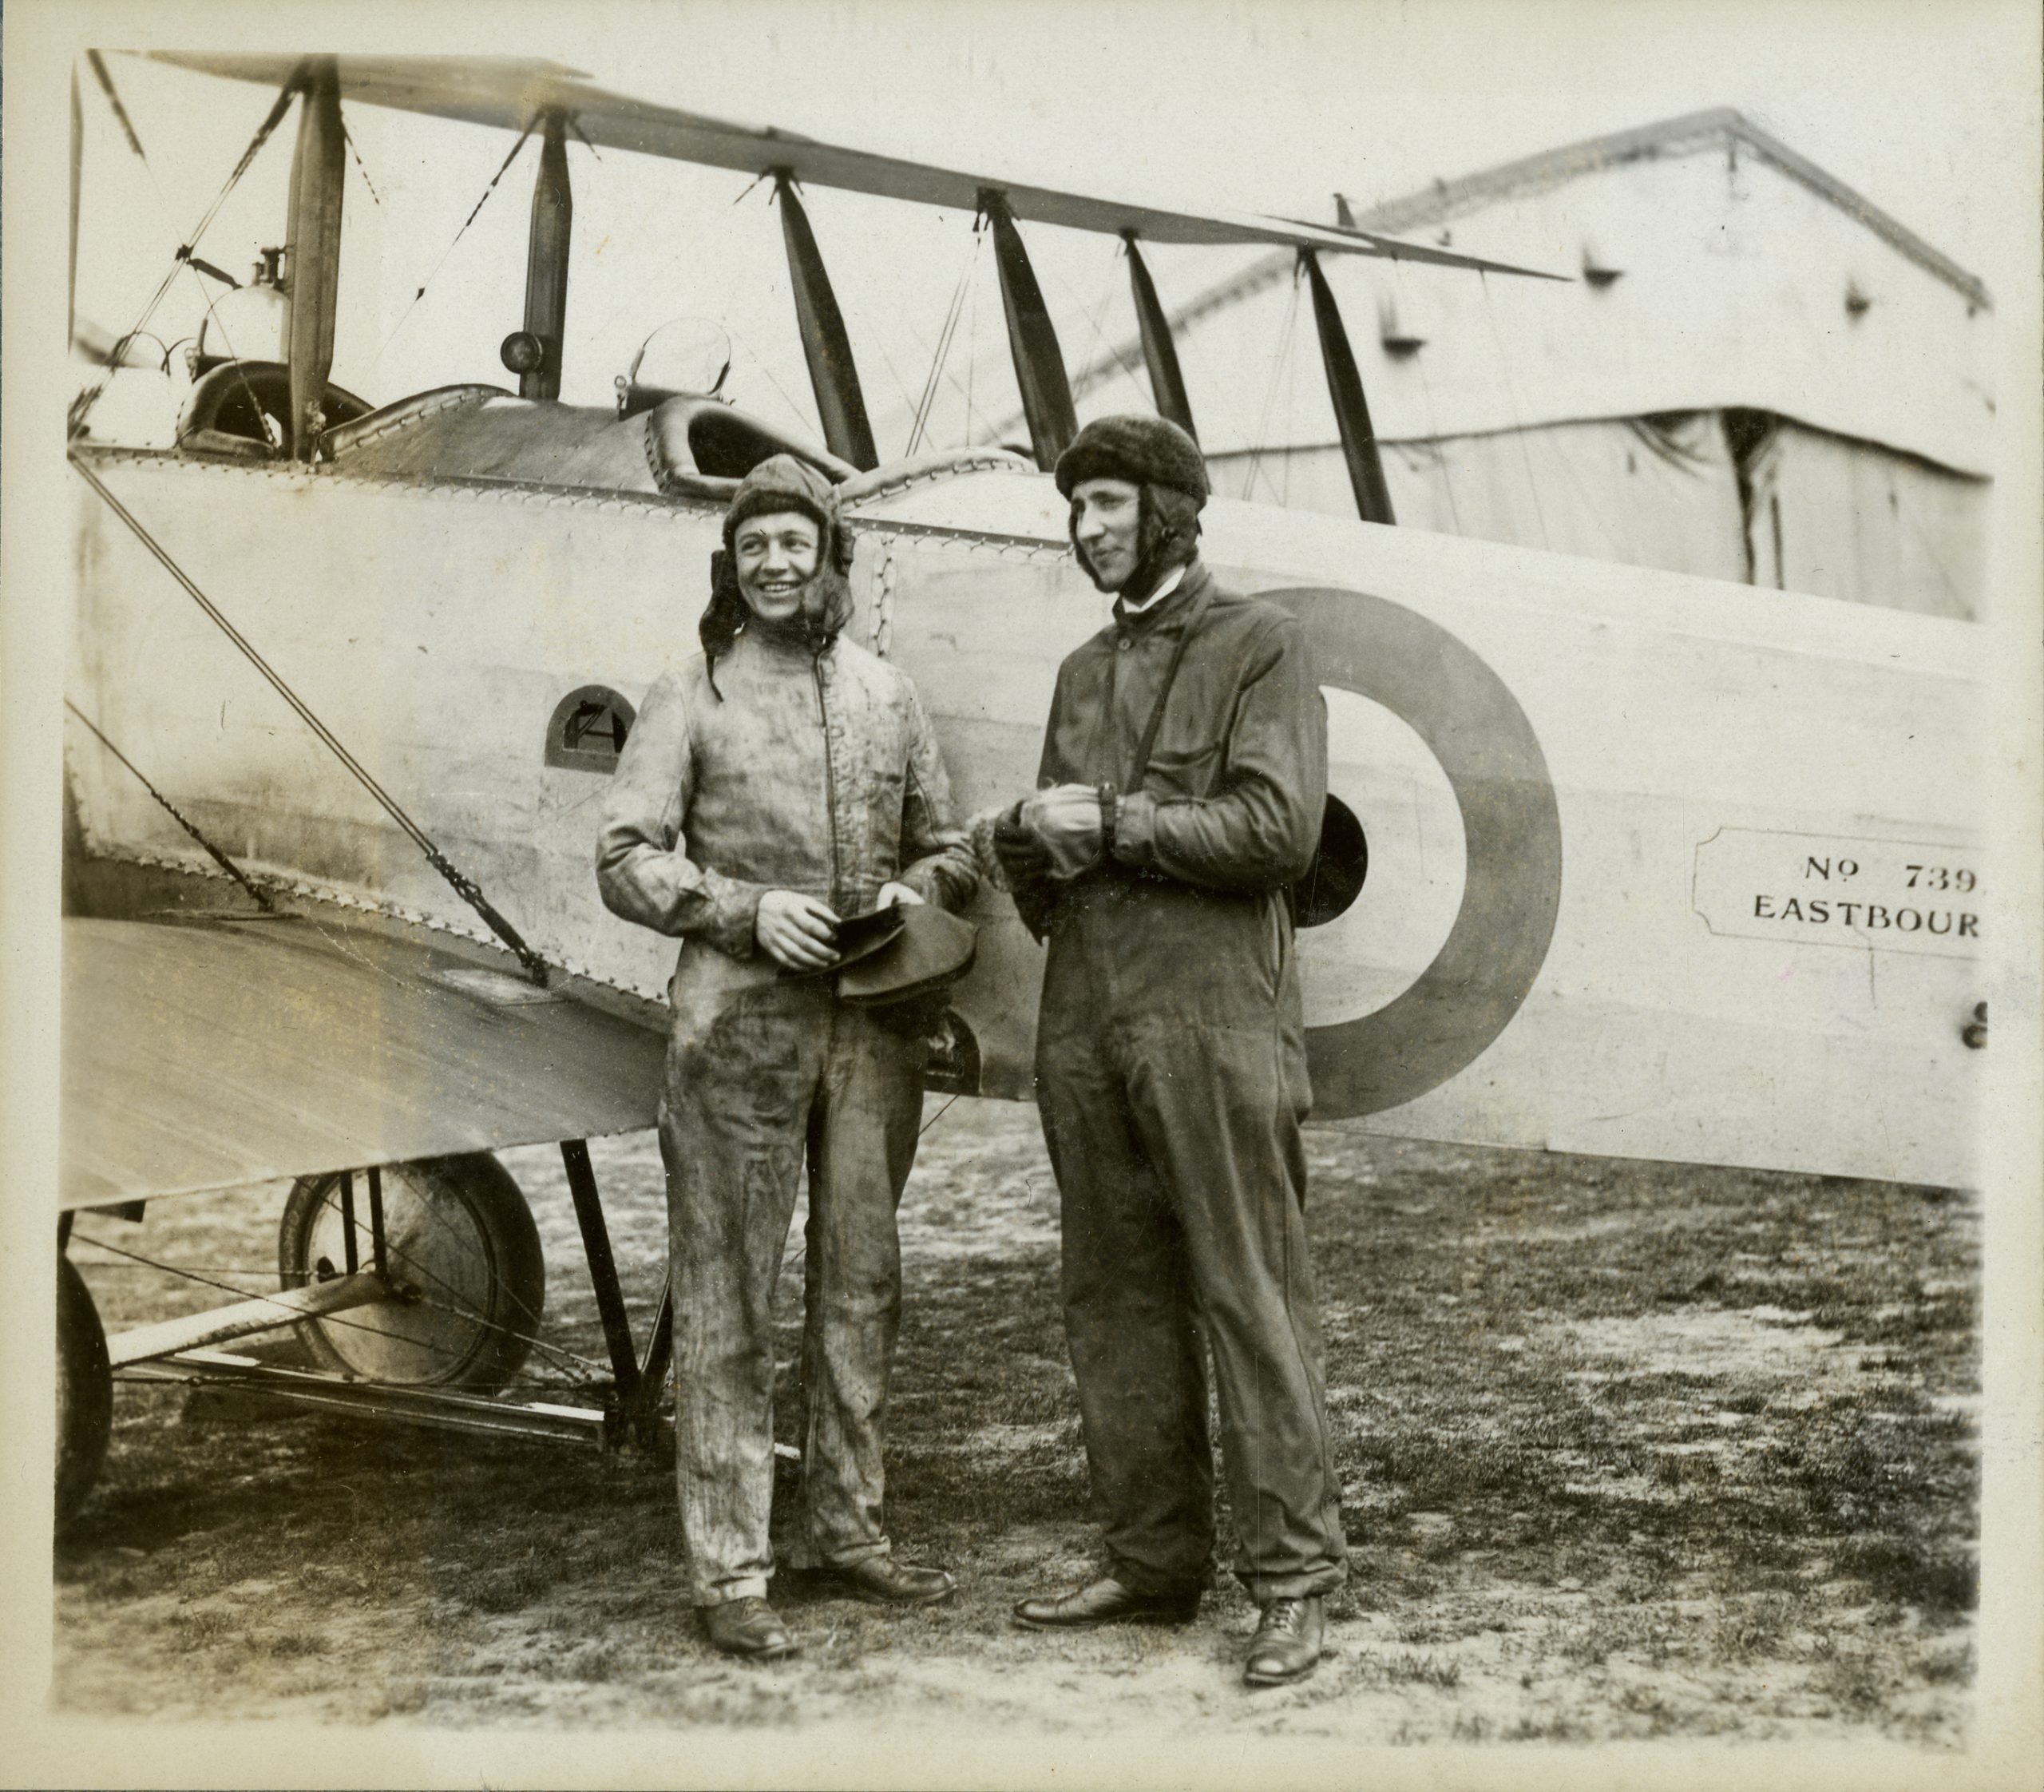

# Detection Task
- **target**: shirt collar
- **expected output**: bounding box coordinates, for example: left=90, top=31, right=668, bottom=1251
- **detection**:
left=1119, top=563, right=1186, bottom=616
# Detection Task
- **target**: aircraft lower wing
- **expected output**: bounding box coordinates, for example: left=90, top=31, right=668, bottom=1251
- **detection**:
left=60, top=914, right=667, bottom=1211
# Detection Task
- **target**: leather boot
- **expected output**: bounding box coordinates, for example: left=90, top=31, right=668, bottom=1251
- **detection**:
left=1013, top=1576, right=1201, bottom=1629
left=700, top=1596, right=799, bottom=1661
left=1242, top=1595, right=1324, bottom=1686
left=830, top=1556, right=957, bottom=1606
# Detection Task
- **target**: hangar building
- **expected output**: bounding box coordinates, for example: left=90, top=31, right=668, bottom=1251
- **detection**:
left=1040, top=109, right=1993, bottom=619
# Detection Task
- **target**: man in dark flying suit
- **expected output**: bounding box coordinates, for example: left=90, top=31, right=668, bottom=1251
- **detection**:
left=997, top=415, right=1347, bottom=1687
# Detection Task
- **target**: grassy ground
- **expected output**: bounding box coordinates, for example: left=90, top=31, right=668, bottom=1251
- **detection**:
left=53, top=1100, right=1977, bottom=1742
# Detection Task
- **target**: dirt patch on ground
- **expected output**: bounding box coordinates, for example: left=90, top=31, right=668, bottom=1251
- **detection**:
left=53, top=1104, right=1977, bottom=1746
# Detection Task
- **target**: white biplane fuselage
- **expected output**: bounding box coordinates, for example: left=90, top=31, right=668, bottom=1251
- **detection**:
left=69, top=389, right=1983, bottom=1190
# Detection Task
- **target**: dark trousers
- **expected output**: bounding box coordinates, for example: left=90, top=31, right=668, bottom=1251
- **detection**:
left=1034, top=891, right=1347, bottom=1604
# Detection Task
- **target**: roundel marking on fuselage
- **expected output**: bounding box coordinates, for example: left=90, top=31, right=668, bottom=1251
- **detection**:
left=1266, top=587, right=1563, bottom=1118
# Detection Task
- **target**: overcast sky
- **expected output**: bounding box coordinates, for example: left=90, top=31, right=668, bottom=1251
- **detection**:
left=66, top=0, right=2033, bottom=453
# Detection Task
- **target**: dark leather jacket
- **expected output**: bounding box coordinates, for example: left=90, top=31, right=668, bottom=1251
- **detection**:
left=1013, top=558, right=1327, bottom=940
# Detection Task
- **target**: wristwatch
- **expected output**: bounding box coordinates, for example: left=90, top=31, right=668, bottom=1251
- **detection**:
left=1096, top=781, right=1119, bottom=862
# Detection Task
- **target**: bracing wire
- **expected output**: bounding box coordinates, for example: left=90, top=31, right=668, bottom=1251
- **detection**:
left=1046, top=240, right=1144, bottom=398
left=68, top=457, right=553, bottom=985
left=85, top=50, right=149, bottom=163
left=305, top=1179, right=608, bottom=1382
left=370, top=114, right=537, bottom=368
left=1398, top=263, right=1464, bottom=536
left=964, top=252, right=980, bottom=447
left=339, top=113, right=382, bottom=208
left=70, top=69, right=302, bottom=437
left=182, top=260, right=282, bottom=452
left=908, top=220, right=984, bottom=455
left=1477, top=270, right=1552, bottom=552
left=73, top=1229, right=487, bottom=1374
left=1243, top=265, right=1303, bottom=502
left=83, top=49, right=180, bottom=228
left=78, top=1226, right=605, bottom=1398
left=63, top=698, right=275, bottom=911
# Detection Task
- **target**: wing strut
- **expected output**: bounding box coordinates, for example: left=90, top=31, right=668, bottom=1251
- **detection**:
left=983, top=189, right=1077, bottom=470
left=284, top=58, right=345, bottom=461
left=774, top=172, right=877, bottom=470
left=1301, top=250, right=1396, bottom=525
left=519, top=111, right=573, bottom=400
left=1123, top=234, right=1197, bottom=443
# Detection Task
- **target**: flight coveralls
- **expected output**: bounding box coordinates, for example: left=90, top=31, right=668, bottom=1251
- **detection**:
left=1012, top=557, right=1348, bottom=1604
left=597, top=627, right=976, bottom=1608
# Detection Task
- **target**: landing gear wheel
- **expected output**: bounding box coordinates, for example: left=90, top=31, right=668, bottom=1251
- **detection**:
left=278, top=1154, right=545, bottom=1391
left=57, top=1255, right=113, bottom=1528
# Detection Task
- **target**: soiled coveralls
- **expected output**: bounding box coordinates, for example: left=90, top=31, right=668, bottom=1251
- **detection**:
left=597, top=626, right=976, bottom=1608
left=1011, top=557, right=1348, bottom=1604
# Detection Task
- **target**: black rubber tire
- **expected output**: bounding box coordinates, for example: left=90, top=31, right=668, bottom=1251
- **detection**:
left=277, top=1154, right=545, bottom=1392
left=57, top=1255, right=113, bottom=1529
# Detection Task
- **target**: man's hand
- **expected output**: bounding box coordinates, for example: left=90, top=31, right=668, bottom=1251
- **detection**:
left=992, top=802, right=1054, bottom=888
left=877, top=881, right=925, bottom=909
left=755, top=890, right=841, bottom=971
left=1023, top=783, right=1106, bottom=879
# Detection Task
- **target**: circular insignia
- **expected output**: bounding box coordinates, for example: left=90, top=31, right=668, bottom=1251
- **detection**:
left=1270, top=587, right=1563, bottom=1117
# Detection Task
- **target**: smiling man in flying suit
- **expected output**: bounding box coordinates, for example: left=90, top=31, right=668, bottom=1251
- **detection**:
left=598, top=456, right=977, bottom=1662
left=996, top=415, right=1346, bottom=1687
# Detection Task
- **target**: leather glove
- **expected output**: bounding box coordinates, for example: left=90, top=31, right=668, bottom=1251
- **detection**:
left=1021, top=783, right=1105, bottom=881
left=992, top=801, right=1054, bottom=887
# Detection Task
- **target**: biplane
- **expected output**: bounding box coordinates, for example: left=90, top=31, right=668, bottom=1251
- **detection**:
left=57, top=53, right=1985, bottom=1524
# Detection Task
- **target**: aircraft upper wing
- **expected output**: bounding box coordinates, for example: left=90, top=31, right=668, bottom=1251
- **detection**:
left=139, top=52, right=1559, bottom=278
left=60, top=914, right=666, bottom=1210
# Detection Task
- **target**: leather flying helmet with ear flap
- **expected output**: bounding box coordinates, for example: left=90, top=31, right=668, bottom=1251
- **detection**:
left=700, top=454, right=854, bottom=691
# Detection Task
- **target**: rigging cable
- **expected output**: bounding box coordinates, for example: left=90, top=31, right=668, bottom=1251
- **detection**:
left=82, top=48, right=179, bottom=230
left=1477, top=271, right=1552, bottom=553
left=69, top=456, right=553, bottom=985
left=1047, top=240, right=1145, bottom=399
left=908, top=218, right=984, bottom=455
left=339, top=113, right=382, bottom=207
left=302, top=1179, right=608, bottom=1382
left=371, top=114, right=537, bottom=367
left=1243, top=264, right=1303, bottom=503
left=63, top=698, right=276, bottom=912
left=85, top=50, right=149, bottom=165
left=1396, top=261, right=1464, bottom=534
left=182, top=260, right=284, bottom=454
left=75, top=1227, right=601, bottom=1393
left=69, top=67, right=303, bottom=438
